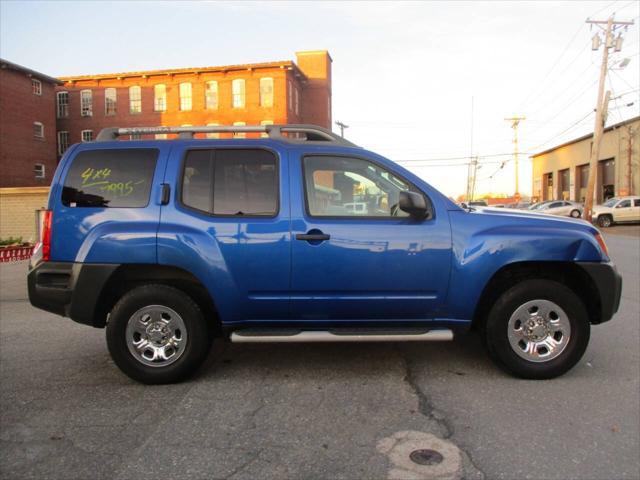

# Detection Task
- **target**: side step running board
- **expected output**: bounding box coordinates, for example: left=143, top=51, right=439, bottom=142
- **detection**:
left=230, top=329, right=454, bottom=343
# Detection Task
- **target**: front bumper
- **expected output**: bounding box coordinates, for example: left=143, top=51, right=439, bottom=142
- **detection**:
left=578, top=261, right=622, bottom=324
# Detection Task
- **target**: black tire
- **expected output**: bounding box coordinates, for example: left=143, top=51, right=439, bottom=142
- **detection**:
left=106, top=284, right=212, bottom=384
left=484, top=279, right=590, bottom=379
left=570, top=209, right=581, bottom=218
left=598, top=214, right=613, bottom=228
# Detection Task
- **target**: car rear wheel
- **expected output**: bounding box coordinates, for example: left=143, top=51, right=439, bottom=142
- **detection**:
left=598, top=215, right=613, bottom=227
left=570, top=209, right=581, bottom=218
left=485, top=279, right=590, bottom=379
left=106, top=284, right=212, bottom=384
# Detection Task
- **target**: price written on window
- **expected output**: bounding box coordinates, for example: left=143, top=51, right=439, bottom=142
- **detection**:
left=80, top=167, right=145, bottom=197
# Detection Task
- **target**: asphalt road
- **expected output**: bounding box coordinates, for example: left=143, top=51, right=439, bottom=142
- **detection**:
left=1, top=230, right=638, bottom=480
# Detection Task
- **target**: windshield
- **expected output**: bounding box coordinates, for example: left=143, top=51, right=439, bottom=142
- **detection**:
left=602, top=198, right=619, bottom=207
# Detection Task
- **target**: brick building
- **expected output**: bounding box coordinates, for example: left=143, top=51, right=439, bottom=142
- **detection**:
left=0, top=50, right=332, bottom=240
left=55, top=50, right=331, bottom=152
left=0, top=59, right=62, bottom=187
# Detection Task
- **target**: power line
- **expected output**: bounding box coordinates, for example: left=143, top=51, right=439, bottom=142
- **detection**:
left=517, top=24, right=588, bottom=112
left=528, top=110, right=595, bottom=153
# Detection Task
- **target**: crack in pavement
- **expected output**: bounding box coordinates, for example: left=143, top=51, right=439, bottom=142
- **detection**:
left=394, top=344, right=486, bottom=479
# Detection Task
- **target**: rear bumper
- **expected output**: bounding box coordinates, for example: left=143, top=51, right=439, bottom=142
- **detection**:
left=578, top=261, right=622, bottom=324
left=28, top=261, right=119, bottom=327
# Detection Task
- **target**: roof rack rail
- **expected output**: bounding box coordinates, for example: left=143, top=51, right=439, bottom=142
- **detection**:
left=95, top=124, right=358, bottom=147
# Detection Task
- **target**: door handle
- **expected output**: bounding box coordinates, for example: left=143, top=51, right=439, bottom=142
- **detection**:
left=296, top=231, right=330, bottom=242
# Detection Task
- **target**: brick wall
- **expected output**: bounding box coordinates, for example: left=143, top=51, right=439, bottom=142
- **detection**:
left=0, top=68, right=59, bottom=187
left=0, top=187, right=49, bottom=241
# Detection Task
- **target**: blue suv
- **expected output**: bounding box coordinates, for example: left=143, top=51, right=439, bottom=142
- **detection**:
left=28, top=125, right=622, bottom=384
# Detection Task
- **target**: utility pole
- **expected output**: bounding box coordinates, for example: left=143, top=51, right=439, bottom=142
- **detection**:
left=466, top=156, right=479, bottom=201
left=584, top=15, right=634, bottom=222
left=505, top=116, right=526, bottom=196
left=627, top=125, right=635, bottom=195
left=335, top=121, right=349, bottom=138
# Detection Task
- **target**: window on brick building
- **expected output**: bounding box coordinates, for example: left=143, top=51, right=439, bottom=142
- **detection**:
left=233, top=121, right=246, bottom=138
left=260, top=78, right=274, bottom=107
left=155, top=134, right=168, bottom=140
left=33, top=122, right=44, bottom=139
left=129, top=86, right=142, bottom=114
left=179, top=82, right=192, bottom=111
left=206, top=122, right=220, bottom=139
left=34, top=164, right=45, bottom=179
left=81, top=130, right=93, bottom=142
left=32, top=79, right=42, bottom=95
left=295, top=87, right=299, bottom=116
left=57, top=131, right=69, bottom=156
left=260, top=120, right=273, bottom=138
left=80, top=90, right=93, bottom=117
left=205, top=81, right=218, bottom=110
left=232, top=79, right=245, bottom=108
left=288, top=80, right=293, bottom=111
left=57, top=91, right=69, bottom=118
left=154, top=84, right=166, bottom=112
left=131, top=133, right=142, bottom=140
left=105, top=88, right=117, bottom=115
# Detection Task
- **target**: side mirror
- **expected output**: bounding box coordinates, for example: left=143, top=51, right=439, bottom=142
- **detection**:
left=399, top=191, right=431, bottom=219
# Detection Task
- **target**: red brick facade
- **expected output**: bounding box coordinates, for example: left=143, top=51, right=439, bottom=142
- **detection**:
left=56, top=50, right=332, bottom=149
left=0, top=60, right=61, bottom=187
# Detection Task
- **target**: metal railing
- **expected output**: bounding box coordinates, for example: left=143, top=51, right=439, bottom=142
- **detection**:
left=96, top=124, right=357, bottom=147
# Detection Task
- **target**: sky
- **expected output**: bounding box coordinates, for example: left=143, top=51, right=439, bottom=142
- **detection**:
left=1, top=0, right=639, bottom=199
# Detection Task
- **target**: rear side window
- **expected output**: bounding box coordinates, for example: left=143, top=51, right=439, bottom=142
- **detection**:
left=634, top=199, right=640, bottom=207
left=62, top=149, right=158, bottom=208
left=181, top=149, right=278, bottom=216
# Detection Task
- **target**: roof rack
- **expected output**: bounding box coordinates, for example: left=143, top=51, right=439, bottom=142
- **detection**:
left=95, top=124, right=358, bottom=147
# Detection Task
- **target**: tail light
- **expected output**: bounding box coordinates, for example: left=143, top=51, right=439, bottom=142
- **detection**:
left=594, top=232, right=609, bottom=259
left=41, top=210, right=52, bottom=262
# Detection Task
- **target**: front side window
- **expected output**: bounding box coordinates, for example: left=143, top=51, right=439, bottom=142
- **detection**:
left=303, top=156, right=414, bottom=217
left=57, top=131, right=69, bottom=156
left=205, top=81, right=218, bottom=110
left=105, top=88, right=117, bottom=115
left=33, top=122, right=44, bottom=139
left=232, top=79, right=245, bottom=108
left=617, top=200, right=631, bottom=208
left=57, top=91, right=69, bottom=118
left=182, top=149, right=277, bottom=216
left=80, top=90, right=93, bottom=117
left=179, top=82, right=192, bottom=111
left=260, top=77, right=274, bottom=107
left=129, top=86, right=142, bottom=114
left=154, top=84, right=166, bottom=112
left=32, top=79, right=42, bottom=95
left=62, top=149, right=158, bottom=208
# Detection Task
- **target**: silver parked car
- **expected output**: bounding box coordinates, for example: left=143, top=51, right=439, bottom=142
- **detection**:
left=537, top=200, right=583, bottom=218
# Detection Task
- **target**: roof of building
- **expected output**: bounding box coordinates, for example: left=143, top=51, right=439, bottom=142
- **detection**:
left=531, top=115, right=640, bottom=158
left=0, top=58, right=63, bottom=85
left=58, top=60, right=307, bottom=83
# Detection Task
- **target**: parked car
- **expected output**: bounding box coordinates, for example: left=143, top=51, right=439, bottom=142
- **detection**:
left=536, top=200, right=583, bottom=218
left=28, top=125, right=621, bottom=384
left=592, top=196, right=640, bottom=227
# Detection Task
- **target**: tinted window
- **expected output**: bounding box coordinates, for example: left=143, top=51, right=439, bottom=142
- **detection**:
left=62, top=149, right=157, bottom=208
left=182, top=149, right=278, bottom=216
left=303, top=155, right=415, bottom=217
left=634, top=199, right=640, bottom=207
left=618, top=200, right=631, bottom=208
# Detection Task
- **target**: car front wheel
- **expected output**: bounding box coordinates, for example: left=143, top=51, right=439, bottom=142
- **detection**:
left=106, top=284, right=212, bottom=384
left=485, top=279, right=590, bottom=379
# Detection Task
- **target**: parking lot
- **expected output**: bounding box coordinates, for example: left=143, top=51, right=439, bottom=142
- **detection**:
left=1, top=229, right=638, bottom=480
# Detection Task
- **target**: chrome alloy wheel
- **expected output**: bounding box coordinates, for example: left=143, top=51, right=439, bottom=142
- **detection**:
left=507, top=299, right=571, bottom=363
left=125, top=305, right=187, bottom=367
